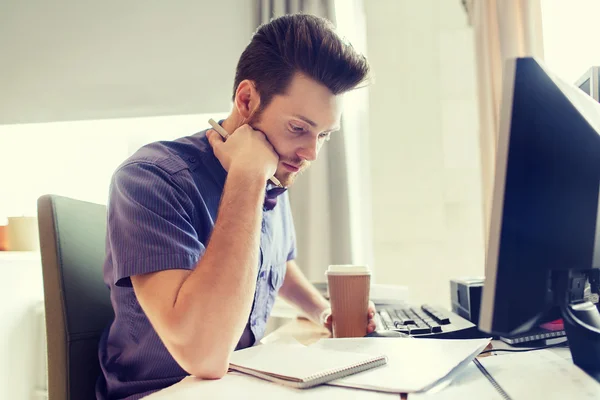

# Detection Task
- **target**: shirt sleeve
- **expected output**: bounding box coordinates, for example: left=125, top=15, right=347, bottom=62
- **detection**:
left=107, top=161, right=204, bottom=287
left=285, top=193, right=298, bottom=261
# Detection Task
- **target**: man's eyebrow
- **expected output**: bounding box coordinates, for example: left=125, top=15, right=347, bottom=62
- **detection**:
left=292, top=114, right=340, bottom=132
left=293, top=114, right=318, bottom=128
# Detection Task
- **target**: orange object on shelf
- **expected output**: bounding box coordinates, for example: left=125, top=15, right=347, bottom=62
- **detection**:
left=0, top=225, right=7, bottom=251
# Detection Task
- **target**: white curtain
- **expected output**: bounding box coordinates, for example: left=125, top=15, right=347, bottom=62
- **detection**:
left=257, top=0, right=373, bottom=282
left=464, top=0, right=545, bottom=254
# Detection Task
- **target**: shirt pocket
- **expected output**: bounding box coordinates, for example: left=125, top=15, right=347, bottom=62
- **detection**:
left=266, top=260, right=287, bottom=314
left=269, top=261, right=286, bottom=291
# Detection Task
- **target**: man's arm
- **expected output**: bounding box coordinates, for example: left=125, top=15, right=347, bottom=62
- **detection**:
left=130, top=125, right=278, bottom=379
left=278, top=260, right=330, bottom=325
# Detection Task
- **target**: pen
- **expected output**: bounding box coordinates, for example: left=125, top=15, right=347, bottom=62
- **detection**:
left=208, top=118, right=283, bottom=188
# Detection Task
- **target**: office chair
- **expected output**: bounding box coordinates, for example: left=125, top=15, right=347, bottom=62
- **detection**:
left=37, top=195, right=114, bottom=400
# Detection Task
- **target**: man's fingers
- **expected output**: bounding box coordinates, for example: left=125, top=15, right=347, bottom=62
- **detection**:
left=367, top=321, right=377, bottom=333
left=206, top=129, right=224, bottom=148
left=368, top=301, right=376, bottom=314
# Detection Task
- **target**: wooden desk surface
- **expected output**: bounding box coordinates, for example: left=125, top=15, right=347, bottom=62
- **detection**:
left=262, top=318, right=331, bottom=345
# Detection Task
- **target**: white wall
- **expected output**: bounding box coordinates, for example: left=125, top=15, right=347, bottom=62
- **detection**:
left=0, top=253, right=45, bottom=400
left=0, top=1, right=254, bottom=124
left=365, top=0, right=484, bottom=308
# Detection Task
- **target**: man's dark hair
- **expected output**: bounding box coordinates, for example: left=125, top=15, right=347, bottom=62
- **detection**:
left=233, top=14, right=370, bottom=109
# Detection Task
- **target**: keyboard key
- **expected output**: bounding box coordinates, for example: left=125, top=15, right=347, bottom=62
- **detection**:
left=408, top=325, right=430, bottom=335
left=395, top=309, right=415, bottom=324
left=380, top=318, right=390, bottom=330
left=389, top=309, right=411, bottom=326
left=421, top=304, right=437, bottom=314
left=414, top=311, right=433, bottom=324
left=421, top=305, right=451, bottom=325
left=379, top=310, right=395, bottom=328
left=414, top=321, right=432, bottom=333
left=426, top=320, right=442, bottom=333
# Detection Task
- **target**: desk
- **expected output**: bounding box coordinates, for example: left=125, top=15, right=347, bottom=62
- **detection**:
left=147, top=318, right=597, bottom=399
left=150, top=318, right=475, bottom=399
left=261, top=317, right=331, bottom=345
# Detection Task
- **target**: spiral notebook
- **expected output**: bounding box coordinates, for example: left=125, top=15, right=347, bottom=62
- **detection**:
left=228, top=343, right=387, bottom=389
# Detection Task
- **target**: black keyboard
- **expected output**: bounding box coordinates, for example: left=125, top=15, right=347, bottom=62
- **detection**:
left=375, top=304, right=480, bottom=339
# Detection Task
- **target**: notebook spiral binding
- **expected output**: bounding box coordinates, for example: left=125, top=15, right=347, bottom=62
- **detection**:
left=473, top=359, right=512, bottom=400
left=302, top=356, right=388, bottom=388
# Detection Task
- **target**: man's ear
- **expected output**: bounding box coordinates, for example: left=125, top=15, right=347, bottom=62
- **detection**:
left=234, top=80, right=261, bottom=121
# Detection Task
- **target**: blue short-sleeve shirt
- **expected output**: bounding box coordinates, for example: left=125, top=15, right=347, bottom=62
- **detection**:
left=96, top=129, right=296, bottom=400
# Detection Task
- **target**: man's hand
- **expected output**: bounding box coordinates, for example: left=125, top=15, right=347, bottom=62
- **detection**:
left=207, top=124, right=279, bottom=180
left=320, top=301, right=377, bottom=335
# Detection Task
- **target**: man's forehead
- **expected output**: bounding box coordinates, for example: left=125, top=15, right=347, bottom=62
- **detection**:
left=274, top=89, right=342, bottom=129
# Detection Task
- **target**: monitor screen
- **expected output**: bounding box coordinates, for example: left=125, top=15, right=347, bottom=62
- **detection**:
left=479, top=58, right=600, bottom=337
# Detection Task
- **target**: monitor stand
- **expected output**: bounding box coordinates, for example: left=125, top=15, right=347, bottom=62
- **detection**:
left=557, top=270, right=600, bottom=383
left=561, top=301, right=600, bottom=382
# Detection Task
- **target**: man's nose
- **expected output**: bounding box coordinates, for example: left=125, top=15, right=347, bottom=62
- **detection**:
left=296, top=136, right=319, bottom=162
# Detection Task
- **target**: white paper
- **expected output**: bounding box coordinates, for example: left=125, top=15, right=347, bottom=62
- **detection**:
left=310, top=337, right=491, bottom=393
left=144, top=371, right=398, bottom=400
left=478, top=350, right=600, bottom=400
left=413, top=350, right=600, bottom=400
left=409, top=362, right=503, bottom=400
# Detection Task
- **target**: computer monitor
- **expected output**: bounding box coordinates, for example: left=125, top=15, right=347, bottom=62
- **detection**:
left=575, top=66, right=600, bottom=102
left=479, top=57, right=600, bottom=381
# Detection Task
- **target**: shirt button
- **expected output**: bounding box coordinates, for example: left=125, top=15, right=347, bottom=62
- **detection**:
left=189, top=157, right=196, bottom=163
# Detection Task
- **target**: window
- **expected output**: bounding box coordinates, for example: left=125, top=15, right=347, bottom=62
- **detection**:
left=0, top=113, right=227, bottom=220
left=541, top=0, right=600, bottom=83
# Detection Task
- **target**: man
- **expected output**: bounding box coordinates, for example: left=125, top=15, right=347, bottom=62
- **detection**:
left=97, top=14, right=375, bottom=400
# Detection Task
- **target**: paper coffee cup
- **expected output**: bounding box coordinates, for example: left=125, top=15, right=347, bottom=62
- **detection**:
left=326, top=265, right=371, bottom=338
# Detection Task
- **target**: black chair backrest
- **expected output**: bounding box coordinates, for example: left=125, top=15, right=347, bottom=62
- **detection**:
left=37, top=195, right=114, bottom=400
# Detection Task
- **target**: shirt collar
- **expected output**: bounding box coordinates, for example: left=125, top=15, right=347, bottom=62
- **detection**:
left=264, top=184, right=287, bottom=211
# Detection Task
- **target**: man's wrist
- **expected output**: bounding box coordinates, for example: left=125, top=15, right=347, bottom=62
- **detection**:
left=228, top=165, right=269, bottom=189
left=312, top=303, right=331, bottom=326
left=229, top=162, right=271, bottom=184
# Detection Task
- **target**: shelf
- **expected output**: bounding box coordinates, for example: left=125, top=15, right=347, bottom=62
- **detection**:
left=0, top=251, right=41, bottom=263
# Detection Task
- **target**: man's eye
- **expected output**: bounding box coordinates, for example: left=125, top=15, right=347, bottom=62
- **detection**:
left=319, top=132, right=332, bottom=141
left=289, top=123, right=306, bottom=133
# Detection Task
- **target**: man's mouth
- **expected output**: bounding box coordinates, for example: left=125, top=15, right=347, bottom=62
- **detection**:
left=282, top=162, right=301, bottom=172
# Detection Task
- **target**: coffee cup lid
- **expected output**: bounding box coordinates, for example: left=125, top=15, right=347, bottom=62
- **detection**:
left=325, top=265, right=371, bottom=276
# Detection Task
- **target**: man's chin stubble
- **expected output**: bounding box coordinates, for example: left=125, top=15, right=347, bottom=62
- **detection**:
left=275, top=171, right=301, bottom=187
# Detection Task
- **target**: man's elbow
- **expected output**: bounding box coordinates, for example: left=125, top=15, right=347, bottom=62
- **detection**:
left=163, top=313, right=235, bottom=379
left=186, top=360, right=229, bottom=380
left=190, top=364, right=229, bottom=380
left=175, top=346, right=230, bottom=380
